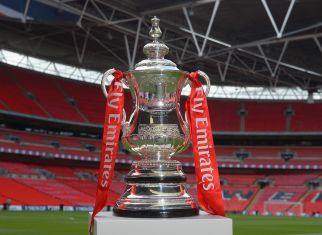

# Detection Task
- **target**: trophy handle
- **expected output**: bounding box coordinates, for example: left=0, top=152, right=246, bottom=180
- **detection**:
left=195, top=70, right=211, bottom=96
left=101, top=69, right=139, bottom=134
left=183, top=70, right=211, bottom=124
left=175, top=75, right=191, bottom=152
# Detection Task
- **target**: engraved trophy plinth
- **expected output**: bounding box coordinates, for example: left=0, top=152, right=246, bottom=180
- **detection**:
left=101, top=16, right=211, bottom=218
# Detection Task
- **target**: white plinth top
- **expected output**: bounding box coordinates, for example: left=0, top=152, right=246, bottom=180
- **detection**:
left=89, top=211, right=233, bottom=235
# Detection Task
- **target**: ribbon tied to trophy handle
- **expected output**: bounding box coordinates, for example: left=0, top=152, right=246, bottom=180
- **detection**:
left=90, top=67, right=140, bottom=234
left=183, top=70, right=225, bottom=216
left=177, top=70, right=211, bottom=128
left=101, top=68, right=139, bottom=136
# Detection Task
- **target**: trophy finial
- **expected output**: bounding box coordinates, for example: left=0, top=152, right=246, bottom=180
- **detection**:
left=140, top=16, right=173, bottom=62
left=149, top=16, right=162, bottom=41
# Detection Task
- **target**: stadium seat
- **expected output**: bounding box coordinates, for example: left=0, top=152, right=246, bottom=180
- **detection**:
left=250, top=186, right=308, bottom=213
left=0, top=177, right=66, bottom=205
left=303, top=190, right=322, bottom=213
left=245, top=102, right=286, bottom=132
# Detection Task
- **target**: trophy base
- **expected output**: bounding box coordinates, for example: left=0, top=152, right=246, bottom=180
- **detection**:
left=113, top=160, right=199, bottom=218
left=113, top=208, right=199, bottom=218
left=89, top=211, right=233, bottom=235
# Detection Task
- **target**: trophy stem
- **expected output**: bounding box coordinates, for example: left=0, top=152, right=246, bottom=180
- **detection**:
left=113, top=159, right=199, bottom=218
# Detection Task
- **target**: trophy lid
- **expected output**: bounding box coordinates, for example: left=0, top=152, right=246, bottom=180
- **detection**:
left=134, top=16, right=178, bottom=71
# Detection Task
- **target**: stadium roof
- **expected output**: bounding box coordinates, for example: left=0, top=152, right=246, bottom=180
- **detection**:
left=0, top=0, right=322, bottom=99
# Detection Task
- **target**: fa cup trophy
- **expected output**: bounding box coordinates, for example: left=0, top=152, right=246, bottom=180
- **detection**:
left=90, top=17, right=223, bottom=230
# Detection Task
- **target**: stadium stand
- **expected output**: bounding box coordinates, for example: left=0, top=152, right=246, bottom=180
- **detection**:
left=268, top=175, right=318, bottom=186
left=1, top=161, right=321, bottom=214
left=223, top=175, right=263, bottom=186
left=57, top=79, right=106, bottom=124
left=0, top=162, right=121, bottom=206
left=244, top=102, right=287, bottom=132
left=8, top=67, right=87, bottom=122
left=291, top=103, right=322, bottom=132
left=1, top=127, right=322, bottom=170
left=1, top=64, right=322, bottom=216
left=250, top=186, right=308, bottom=213
left=16, top=178, right=95, bottom=205
left=2, top=65, right=322, bottom=132
left=208, top=100, right=241, bottom=131
left=0, top=67, right=48, bottom=117
left=303, top=190, right=322, bottom=213
left=222, top=186, right=259, bottom=212
left=0, top=161, right=40, bottom=176
left=0, top=177, right=65, bottom=205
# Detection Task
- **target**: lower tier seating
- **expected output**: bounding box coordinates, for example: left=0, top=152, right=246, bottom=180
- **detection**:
left=250, top=186, right=308, bottom=213
left=303, top=190, right=322, bottom=213
left=16, top=178, right=95, bottom=206
left=0, top=178, right=65, bottom=205
left=222, top=186, right=259, bottom=212
left=0, top=162, right=321, bottom=214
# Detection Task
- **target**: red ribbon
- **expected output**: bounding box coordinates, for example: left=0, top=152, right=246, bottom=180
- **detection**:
left=89, top=70, right=124, bottom=234
left=185, top=71, right=225, bottom=216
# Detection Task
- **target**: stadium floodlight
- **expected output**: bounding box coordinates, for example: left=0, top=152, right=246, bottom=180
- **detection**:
left=0, top=48, right=320, bottom=101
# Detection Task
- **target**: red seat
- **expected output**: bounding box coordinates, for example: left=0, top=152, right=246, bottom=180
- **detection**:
left=1, top=65, right=322, bottom=132
left=9, top=67, right=85, bottom=122
left=0, top=177, right=66, bottom=205
left=0, top=67, right=48, bottom=117
left=291, top=103, right=322, bottom=132
left=303, top=190, right=322, bottom=213
left=245, top=102, right=286, bottom=132
left=251, top=186, right=307, bottom=213
left=222, top=186, right=258, bottom=212
left=17, top=178, right=95, bottom=206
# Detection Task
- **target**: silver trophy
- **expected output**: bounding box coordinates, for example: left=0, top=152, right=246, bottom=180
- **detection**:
left=101, top=16, right=210, bottom=218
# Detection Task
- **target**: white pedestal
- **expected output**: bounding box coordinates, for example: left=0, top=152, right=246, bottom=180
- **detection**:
left=89, top=211, right=233, bottom=235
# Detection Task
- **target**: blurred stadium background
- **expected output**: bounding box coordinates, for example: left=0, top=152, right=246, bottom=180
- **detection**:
left=0, top=0, right=322, bottom=234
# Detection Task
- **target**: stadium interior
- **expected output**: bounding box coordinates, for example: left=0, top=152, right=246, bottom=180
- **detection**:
left=1, top=63, right=321, bottom=215
left=0, top=0, right=322, bottom=234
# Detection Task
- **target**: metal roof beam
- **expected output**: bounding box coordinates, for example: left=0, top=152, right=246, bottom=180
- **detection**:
left=140, top=0, right=216, bottom=15
left=261, top=0, right=296, bottom=38
left=38, top=0, right=322, bottom=87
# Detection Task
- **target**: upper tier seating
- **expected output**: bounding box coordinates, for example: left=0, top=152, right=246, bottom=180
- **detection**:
left=0, top=67, right=47, bottom=117
left=291, top=103, right=322, bottom=132
left=8, top=67, right=86, bottom=122
left=208, top=100, right=241, bottom=131
left=57, top=78, right=105, bottom=123
left=1, top=65, right=322, bottom=132
left=244, top=102, right=287, bottom=132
